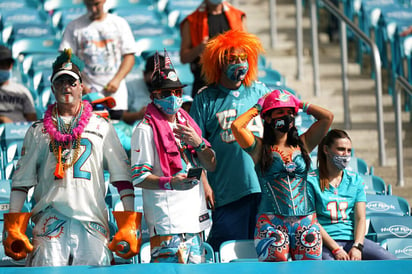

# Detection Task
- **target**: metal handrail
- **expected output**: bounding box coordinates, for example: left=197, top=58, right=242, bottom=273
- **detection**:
left=394, top=76, right=412, bottom=186
left=310, top=0, right=386, bottom=166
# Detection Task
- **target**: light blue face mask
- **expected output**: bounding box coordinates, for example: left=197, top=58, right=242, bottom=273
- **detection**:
left=225, top=61, right=249, bottom=82
left=154, top=95, right=183, bottom=115
left=0, top=69, right=11, bottom=83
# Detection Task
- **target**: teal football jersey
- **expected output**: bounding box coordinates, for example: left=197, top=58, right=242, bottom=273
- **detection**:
left=307, top=169, right=366, bottom=240
left=190, top=82, right=270, bottom=207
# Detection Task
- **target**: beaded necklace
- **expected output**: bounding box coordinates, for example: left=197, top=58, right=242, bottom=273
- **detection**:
left=43, top=101, right=92, bottom=178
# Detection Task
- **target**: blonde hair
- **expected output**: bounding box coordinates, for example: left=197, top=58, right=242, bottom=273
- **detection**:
left=200, top=30, right=264, bottom=87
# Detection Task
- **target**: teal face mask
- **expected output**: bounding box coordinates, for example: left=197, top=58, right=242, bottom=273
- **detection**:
left=154, top=95, right=183, bottom=115
left=224, top=61, right=249, bottom=82
left=0, top=69, right=11, bottom=83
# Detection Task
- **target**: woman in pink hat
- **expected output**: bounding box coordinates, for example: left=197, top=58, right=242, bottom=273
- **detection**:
left=231, top=89, right=333, bottom=261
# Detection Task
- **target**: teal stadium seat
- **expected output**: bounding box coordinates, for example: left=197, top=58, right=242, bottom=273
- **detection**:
left=367, top=215, right=412, bottom=243
left=219, top=239, right=258, bottom=263
left=366, top=194, right=411, bottom=217
left=381, top=238, right=412, bottom=259
left=361, top=174, right=387, bottom=195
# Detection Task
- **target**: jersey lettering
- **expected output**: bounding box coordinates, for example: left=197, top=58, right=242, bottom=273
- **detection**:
left=216, top=109, right=264, bottom=143
left=73, top=138, right=92, bottom=180
left=326, top=201, right=349, bottom=223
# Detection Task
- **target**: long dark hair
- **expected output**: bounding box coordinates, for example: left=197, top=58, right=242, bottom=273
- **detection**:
left=317, top=129, right=351, bottom=191
left=260, top=111, right=311, bottom=173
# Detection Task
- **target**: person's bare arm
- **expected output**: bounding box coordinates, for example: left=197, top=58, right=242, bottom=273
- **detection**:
left=180, top=20, right=208, bottom=64
left=105, top=53, right=135, bottom=94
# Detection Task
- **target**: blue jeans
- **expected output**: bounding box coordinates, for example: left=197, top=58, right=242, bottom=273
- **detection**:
left=322, top=238, right=397, bottom=260
left=207, top=193, right=261, bottom=252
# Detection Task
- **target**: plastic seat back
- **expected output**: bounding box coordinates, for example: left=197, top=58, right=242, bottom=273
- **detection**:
left=219, top=239, right=258, bottom=263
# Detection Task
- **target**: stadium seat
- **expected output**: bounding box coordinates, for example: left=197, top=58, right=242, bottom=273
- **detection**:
left=105, top=0, right=153, bottom=10
left=361, top=174, right=387, bottom=195
left=110, top=5, right=165, bottom=26
left=42, top=0, right=84, bottom=13
left=135, top=34, right=181, bottom=56
left=366, top=194, right=411, bottom=217
left=139, top=241, right=151, bottom=263
left=346, top=156, right=370, bottom=175
left=367, top=215, right=412, bottom=242
left=381, top=237, right=412, bottom=259
left=258, top=68, right=285, bottom=90
left=0, top=7, right=48, bottom=44
left=219, top=239, right=258, bottom=263
left=10, top=36, right=59, bottom=60
left=0, top=0, right=39, bottom=10
left=139, top=241, right=215, bottom=263
left=51, top=7, right=86, bottom=36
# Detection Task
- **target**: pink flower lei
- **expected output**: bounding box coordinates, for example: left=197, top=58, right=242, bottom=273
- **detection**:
left=43, top=101, right=93, bottom=143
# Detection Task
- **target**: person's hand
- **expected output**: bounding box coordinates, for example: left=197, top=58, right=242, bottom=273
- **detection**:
left=171, top=173, right=199, bottom=190
left=104, top=78, right=121, bottom=94
left=0, top=115, right=13, bottom=123
left=348, top=247, right=362, bottom=261
left=202, top=176, right=215, bottom=210
left=173, top=123, right=203, bottom=148
left=334, top=248, right=350, bottom=260
left=400, top=26, right=412, bottom=37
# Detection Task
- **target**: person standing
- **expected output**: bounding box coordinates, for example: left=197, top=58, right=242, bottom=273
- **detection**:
left=0, top=45, right=36, bottom=123
left=130, top=50, right=216, bottom=263
left=307, top=129, right=397, bottom=260
left=231, top=89, right=333, bottom=261
left=2, top=49, right=141, bottom=266
left=189, top=30, right=270, bottom=251
left=180, top=0, right=246, bottom=97
left=59, top=0, right=136, bottom=120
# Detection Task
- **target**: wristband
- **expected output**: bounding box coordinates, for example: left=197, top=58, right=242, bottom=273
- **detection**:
left=194, top=140, right=207, bottom=152
left=302, top=102, right=311, bottom=113
left=159, top=176, right=173, bottom=190
left=332, top=246, right=343, bottom=255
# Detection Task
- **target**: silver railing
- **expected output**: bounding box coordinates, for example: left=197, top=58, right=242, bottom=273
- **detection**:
left=309, top=0, right=387, bottom=166
left=394, top=76, right=412, bottom=186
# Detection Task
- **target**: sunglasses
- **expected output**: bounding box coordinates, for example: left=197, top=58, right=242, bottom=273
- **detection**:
left=225, top=53, right=248, bottom=63
left=53, top=75, right=78, bottom=88
left=152, top=88, right=183, bottom=99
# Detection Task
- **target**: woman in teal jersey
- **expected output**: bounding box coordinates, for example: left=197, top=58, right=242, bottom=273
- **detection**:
left=231, top=89, right=333, bottom=261
left=307, top=129, right=397, bottom=260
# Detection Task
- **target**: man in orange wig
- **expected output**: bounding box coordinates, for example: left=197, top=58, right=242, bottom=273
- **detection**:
left=189, top=29, right=270, bottom=251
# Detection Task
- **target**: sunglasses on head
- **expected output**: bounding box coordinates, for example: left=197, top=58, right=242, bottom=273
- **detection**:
left=152, top=88, right=183, bottom=99
left=225, top=53, right=248, bottom=63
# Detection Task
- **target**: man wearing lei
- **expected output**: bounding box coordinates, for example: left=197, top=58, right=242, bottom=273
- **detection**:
left=2, top=49, right=141, bottom=266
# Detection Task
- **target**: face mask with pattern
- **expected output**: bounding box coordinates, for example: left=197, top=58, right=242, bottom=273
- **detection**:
left=224, top=61, right=249, bottom=82
left=154, top=95, right=183, bottom=115
left=270, top=115, right=295, bottom=133
left=0, top=69, right=11, bottom=83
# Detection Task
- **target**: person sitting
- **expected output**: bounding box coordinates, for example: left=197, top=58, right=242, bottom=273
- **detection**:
left=307, top=129, right=397, bottom=260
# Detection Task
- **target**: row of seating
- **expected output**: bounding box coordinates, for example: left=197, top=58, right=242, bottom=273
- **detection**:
left=335, top=0, right=412, bottom=110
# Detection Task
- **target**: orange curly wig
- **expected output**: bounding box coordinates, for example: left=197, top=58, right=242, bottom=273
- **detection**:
left=200, top=29, right=264, bottom=87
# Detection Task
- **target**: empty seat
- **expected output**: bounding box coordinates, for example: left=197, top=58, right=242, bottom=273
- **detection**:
left=381, top=237, right=412, bottom=259
left=361, top=174, right=387, bottom=195
left=366, top=194, right=411, bottom=217
left=219, top=239, right=258, bottom=263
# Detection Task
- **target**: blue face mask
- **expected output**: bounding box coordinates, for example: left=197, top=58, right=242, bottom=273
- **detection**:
left=225, top=61, right=249, bottom=82
left=208, top=0, right=223, bottom=4
left=0, top=69, right=11, bottom=83
left=154, top=95, right=183, bottom=115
